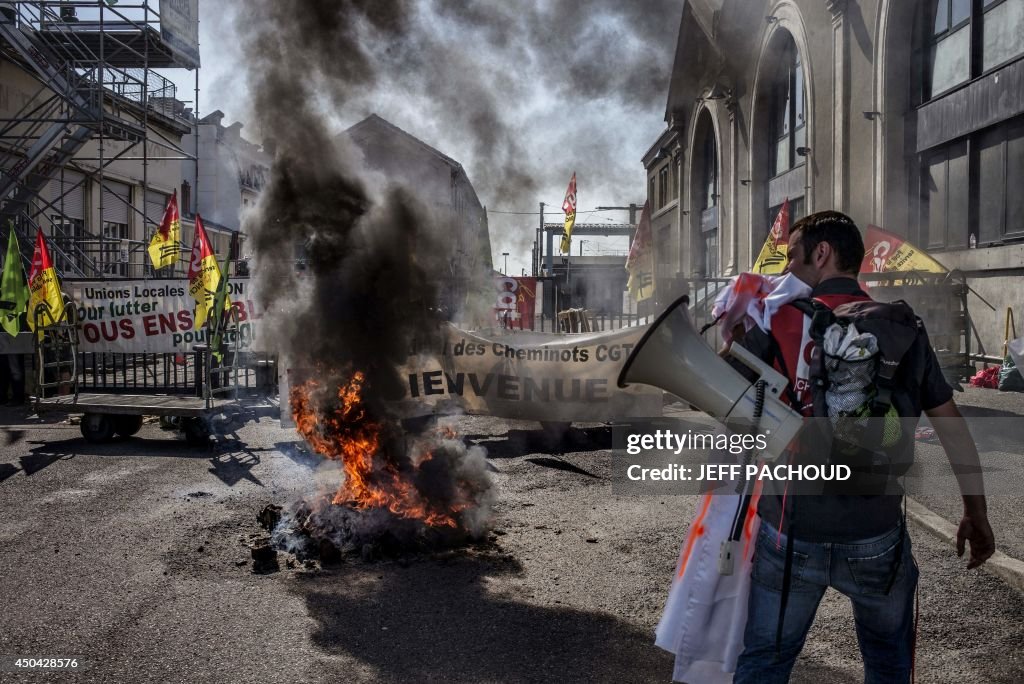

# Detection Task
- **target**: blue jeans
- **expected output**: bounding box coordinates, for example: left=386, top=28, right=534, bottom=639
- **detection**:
left=734, top=522, right=917, bottom=683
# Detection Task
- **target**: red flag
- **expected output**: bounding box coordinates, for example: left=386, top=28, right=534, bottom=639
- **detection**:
left=29, top=228, right=54, bottom=279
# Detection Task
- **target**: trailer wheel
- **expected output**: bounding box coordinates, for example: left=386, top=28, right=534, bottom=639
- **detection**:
left=80, top=413, right=115, bottom=443
left=182, top=418, right=210, bottom=447
left=113, top=415, right=143, bottom=438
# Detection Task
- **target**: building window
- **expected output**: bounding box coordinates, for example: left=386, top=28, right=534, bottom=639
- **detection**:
left=919, top=0, right=1024, bottom=102
left=696, top=113, right=720, bottom=278
left=919, top=115, right=1024, bottom=250
left=703, top=230, right=719, bottom=279
left=770, top=36, right=806, bottom=178
left=975, top=116, right=1024, bottom=245
left=921, top=141, right=969, bottom=250
left=658, top=166, right=670, bottom=209
left=701, top=131, right=719, bottom=210
left=649, top=176, right=656, bottom=210
left=983, top=0, right=1024, bottom=71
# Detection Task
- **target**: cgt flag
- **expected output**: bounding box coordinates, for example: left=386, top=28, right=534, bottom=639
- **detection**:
left=0, top=226, right=28, bottom=337
left=187, top=215, right=223, bottom=329
left=147, top=190, right=181, bottom=269
left=752, top=198, right=791, bottom=274
left=625, top=201, right=655, bottom=302
left=559, top=172, right=577, bottom=254
left=861, top=224, right=947, bottom=274
left=27, top=228, right=65, bottom=331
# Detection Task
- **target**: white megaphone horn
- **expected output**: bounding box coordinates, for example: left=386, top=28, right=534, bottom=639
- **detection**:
left=618, top=296, right=804, bottom=461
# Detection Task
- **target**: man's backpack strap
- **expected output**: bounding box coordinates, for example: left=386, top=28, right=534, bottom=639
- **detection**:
left=788, top=297, right=833, bottom=417
left=788, top=298, right=833, bottom=344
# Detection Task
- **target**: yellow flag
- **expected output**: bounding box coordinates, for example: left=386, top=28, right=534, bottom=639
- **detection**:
left=147, top=190, right=181, bottom=269
left=861, top=225, right=947, bottom=274
left=187, top=215, right=222, bottom=329
left=752, top=198, right=790, bottom=274
left=625, top=201, right=655, bottom=302
left=27, top=228, right=65, bottom=331
left=559, top=172, right=577, bottom=254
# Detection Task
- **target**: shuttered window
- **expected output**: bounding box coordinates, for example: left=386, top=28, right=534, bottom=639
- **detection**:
left=145, top=189, right=169, bottom=225
left=45, top=170, right=85, bottom=220
left=101, top=180, right=131, bottom=225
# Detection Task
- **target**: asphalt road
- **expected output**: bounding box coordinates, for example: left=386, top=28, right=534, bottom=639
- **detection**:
left=1, top=404, right=1022, bottom=683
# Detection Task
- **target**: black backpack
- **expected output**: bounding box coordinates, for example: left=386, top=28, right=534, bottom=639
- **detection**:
left=790, top=298, right=923, bottom=480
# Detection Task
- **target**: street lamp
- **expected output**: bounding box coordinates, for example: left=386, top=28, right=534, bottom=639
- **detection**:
left=501, top=252, right=509, bottom=275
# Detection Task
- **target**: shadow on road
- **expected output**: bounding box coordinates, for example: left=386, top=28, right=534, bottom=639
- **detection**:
left=19, top=451, right=66, bottom=475
left=525, top=456, right=601, bottom=479
left=470, top=426, right=613, bottom=458
left=19, top=437, right=267, bottom=487
left=295, top=553, right=672, bottom=683
left=0, top=463, right=19, bottom=483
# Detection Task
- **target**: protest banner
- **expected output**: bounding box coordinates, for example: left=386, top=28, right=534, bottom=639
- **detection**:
left=64, top=278, right=265, bottom=353
left=397, top=323, right=662, bottom=422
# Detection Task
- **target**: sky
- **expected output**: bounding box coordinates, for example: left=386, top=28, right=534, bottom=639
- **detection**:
left=161, top=0, right=682, bottom=277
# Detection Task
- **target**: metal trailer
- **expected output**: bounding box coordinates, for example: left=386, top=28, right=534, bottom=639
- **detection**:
left=30, top=302, right=244, bottom=446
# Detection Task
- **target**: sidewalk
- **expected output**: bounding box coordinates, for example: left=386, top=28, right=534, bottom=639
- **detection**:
left=913, top=384, right=1024, bottom=587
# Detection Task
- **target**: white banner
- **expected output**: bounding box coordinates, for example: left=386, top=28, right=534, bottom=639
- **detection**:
left=65, top=279, right=266, bottom=353
left=160, top=0, right=200, bottom=68
left=395, top=324, right=662, bottom=422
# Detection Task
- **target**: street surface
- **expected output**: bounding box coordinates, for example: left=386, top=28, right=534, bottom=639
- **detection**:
left=1, top=392, right=1022, bottom=683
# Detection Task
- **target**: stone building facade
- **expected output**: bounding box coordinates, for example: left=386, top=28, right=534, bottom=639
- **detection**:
left=645, top=0, right=1024, bottom=354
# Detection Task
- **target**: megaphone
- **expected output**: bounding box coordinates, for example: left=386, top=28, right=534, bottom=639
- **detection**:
left=618, top=296, right=804, bottom=461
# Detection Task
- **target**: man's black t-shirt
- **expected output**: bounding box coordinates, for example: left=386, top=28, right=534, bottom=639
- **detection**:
left=739, top=277, right=954, bottom=542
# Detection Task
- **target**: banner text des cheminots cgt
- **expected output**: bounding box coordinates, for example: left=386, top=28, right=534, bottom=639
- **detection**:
left=396, top=324, right=662, bottom=423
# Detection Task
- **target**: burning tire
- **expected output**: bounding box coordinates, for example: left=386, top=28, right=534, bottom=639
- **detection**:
left=80, top=413, right=115, bottom=443
left=112, top=415, right=143, bottom=438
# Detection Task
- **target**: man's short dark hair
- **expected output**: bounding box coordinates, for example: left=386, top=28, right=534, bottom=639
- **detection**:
left=791, top=210, right=865, bottom=274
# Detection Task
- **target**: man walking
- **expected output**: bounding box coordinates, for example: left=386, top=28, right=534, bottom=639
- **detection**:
left=732, top=211, right=995, bottom=683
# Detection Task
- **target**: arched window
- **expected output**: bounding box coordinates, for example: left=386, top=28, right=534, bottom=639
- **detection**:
left=918, top=0, right=1024, bottom=102
left=695, top=113, right=720, bottom=277
left=770, top=37, right=806, bottom=177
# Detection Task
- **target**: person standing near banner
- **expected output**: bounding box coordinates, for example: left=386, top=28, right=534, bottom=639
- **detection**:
left=732, top=211, right=994, bottom=683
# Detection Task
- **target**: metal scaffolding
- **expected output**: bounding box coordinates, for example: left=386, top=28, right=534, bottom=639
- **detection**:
left=0, top=0, right=197, bottom=279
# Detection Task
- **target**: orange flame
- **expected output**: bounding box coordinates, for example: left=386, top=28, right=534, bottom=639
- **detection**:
left=290, top=372, right=465, bottom=528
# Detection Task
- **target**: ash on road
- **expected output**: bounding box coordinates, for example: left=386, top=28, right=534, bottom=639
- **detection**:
left=0, top=406, right=1021, bottom=683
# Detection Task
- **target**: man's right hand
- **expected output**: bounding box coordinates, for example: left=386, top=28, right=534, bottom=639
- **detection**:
left=956, top=511, right=995, bottom=569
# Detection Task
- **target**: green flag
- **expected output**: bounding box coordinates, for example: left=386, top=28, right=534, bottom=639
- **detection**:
left=0, top=227, right=28, bottom=337
left=209, top=256, right=232, bottom=362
